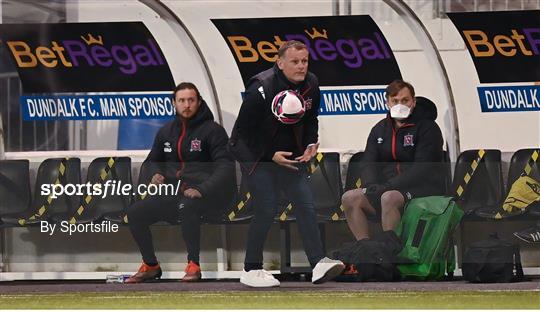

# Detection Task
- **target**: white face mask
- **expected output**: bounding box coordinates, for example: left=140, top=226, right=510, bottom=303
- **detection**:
left=390, top=104, right=411, bottom=120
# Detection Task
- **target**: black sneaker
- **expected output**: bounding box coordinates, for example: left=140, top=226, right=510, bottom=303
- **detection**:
left=513, top=226, right=540, bottom=243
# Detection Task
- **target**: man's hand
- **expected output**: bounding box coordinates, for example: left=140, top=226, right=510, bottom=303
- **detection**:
left=295, top=142, right=320, bottom=163
left=150, top=173, right=165, bottom=185
left=272, top=151, right=300, bottom=171
left=184, top=188, right=202, bottom=199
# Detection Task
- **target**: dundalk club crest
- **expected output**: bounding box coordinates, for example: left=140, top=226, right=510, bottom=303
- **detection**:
left=190, top=138, right=202, bottom=152
left=403, top=134, right=414, bottom=147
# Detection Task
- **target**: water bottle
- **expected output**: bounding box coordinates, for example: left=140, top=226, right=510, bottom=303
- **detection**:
left=106, top=274, right=129, bottom=283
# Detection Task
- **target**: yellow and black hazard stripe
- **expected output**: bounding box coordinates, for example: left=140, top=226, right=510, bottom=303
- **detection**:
left=330, top=176, right=362, bottom=221
left=227, top=191, right=251, bottom=221
left=328, top=155, right=364, bottom=221
left=521, top=149, right=539, bottom=176
left=19, top=158, right=69, bottom=226
left=455, top=149, right=485, bottom=199
left=279, top=153, right=325, bottom=221
left=125, top=174, right=154, bottom=224
left=69, top=157, right=117, bottom=224
left=308, top=152, right=325, bottom=174
left=279, top=203, right=294, bottom=221
left=138, top=187, right=149, bottom=201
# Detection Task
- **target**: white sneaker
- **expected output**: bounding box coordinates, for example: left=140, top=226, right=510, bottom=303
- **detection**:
left=240, top=269, right=280, bottom=287
left=312, top=257, right=345, bottom=284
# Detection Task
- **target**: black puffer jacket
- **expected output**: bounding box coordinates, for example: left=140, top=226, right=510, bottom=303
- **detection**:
left=229, top=64, right=320, bottom=173
left=361, top=96, right=445, bottom=196
left=146, top=100, right=234, bottom=200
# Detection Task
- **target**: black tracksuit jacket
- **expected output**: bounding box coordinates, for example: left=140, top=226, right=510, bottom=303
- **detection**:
left=146, top=100, right=235, bottom=201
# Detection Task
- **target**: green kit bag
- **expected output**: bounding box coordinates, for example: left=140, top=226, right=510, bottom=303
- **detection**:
left=395, top=196, right=464, bottom=280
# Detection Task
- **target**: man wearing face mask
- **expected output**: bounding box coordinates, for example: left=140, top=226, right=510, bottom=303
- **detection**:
left=341, top=80, right=444, bottom=240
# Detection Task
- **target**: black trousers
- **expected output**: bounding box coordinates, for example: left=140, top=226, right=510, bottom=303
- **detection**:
left=127, top=195, right=210, bottom=265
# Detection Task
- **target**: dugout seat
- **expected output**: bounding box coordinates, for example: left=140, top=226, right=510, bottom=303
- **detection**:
left=0, top=160, right=32, bottom=227
left=509, top=149, right=540, bottom=217
left=218, top=170, right=253, bottom=223
left=311, top=152, right=343, bottom=221
left=69, top=157, right=132, bottom=224
left=344, top=151, right=365, bottom=193
left=482, top=148, right=540, bottom=218
left=450, top=149, right=504, bottom=219
left=21, top=158, right=82, bottom=225
left=134, top=159, right=158, bottom=203
left=342, top=151, right=375, bottom=222
left=274, top=152, right=342, bottom=222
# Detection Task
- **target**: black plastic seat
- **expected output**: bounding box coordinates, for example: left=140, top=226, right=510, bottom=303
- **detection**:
left=196, top=162, right=239, bottom=225
left=341, top=151, right=367, bottom=221
left=311, top=152, right=343, bottom=221
left=69, top=157, right=132, bottom=224
left=134, top=159, right=157, bottom=202
left=23, top=158, right=81, bottom=225
left=504, top=148, right=540, bottom=217
left=450, top=149, right=504, bottom=219
left=0, top=160, right=32, bottom=226
left=275, top=152, right=343, bottom=222
left=217, top=170, right=253, bottom=224
left=344, top=152, right=365, bottom=192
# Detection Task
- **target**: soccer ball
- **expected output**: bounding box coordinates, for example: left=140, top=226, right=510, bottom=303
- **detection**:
left=271, top=90, right=305, bottom=124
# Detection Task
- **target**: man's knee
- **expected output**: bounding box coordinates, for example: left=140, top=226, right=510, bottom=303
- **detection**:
left=341, top=189, right=365, bottom=212
left=341, top=190, right=354, bottom=212
left=380, top=190, right=405, bottom=213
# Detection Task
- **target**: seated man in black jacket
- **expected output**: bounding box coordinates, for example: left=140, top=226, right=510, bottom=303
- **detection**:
left=341, top=80, right=445, bottom=240
left=125, top=82, right=234, bottom=283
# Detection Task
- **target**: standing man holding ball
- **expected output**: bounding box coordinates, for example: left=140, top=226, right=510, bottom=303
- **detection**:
left=229, top=40, right=345, bottom=287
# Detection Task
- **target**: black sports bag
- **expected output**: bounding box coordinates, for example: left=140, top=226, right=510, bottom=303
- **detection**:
left=462, top=233, right=525, bottom=283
